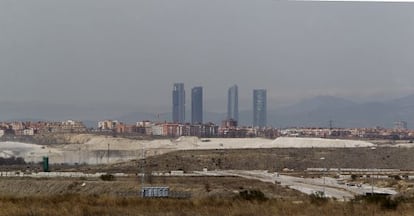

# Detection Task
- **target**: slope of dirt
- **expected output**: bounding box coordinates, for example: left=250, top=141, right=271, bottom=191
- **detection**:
left=93, top=147, right=414, bottom=173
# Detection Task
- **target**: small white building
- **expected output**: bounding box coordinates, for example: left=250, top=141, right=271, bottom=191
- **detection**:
left=137, top=121, right=153, bottom=127
left=62, top=120, right=76, bottom=126
left=98, top=120, right=120, bottom=130
left=151, top=124, right=164, bottom=136
left=23, top=128, right=35, bottom=136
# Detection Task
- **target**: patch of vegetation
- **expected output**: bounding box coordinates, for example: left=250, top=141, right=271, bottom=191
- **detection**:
left=237, top=189, right=267, bottom=201
left=0, top=156, right=26, bottom=165
left=100, top=174, right=115, bottom=181
left=0, top=194, right=412, bottom=215
left=392, top=175, right=402, bottom=181
left=309, top=191, right=328, bottom=205
left=351, top=174, right=358, bottom=181
left=204, top=183, right=211, bottom=192
left=353, top=194, right=402, bottom=210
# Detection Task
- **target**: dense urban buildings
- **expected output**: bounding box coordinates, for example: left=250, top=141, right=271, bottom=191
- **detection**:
left=0, top=119, right=413, bottom=140
left=227, top=85, right=239, bottom=122
left=253, top=89, right=267, bottom=127
left=191, top=86, right=203, bottom=124
left=172, top=83, right=185, bottom=123
left=0, top=120, right=87, bottom=136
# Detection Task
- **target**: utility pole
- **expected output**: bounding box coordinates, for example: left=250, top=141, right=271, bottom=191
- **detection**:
left=371, top=148, right=376, bottom=196
left=107, top=143, right=110, bottom=164
left=320, top=157, right=326, bottom=197
left=78, top=146, right=81, bottom=165
left=370, top=168, right=376, bottom=196
left=141, top=146, right=145, bottom=198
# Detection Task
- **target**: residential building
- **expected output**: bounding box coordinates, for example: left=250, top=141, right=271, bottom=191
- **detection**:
left=191, top=86, right=203, bottom=124
left=151, top=124, right=164, bottom=136
left=136, top=121, right=153, bottom=135
left=98, top=120, right=120, bottom=131
left=253, top=89, right=267, bottom=127
left=162, top=123, right=184, bottom=137
left=172, top=83, right=185, bottom=123
left=221, top=119, right=238, bottom=128
left=186, top=122, right=219, bottom=137
left=23, top=128, right=35, bottom=136
left=227, top=85, right=239, bottom=122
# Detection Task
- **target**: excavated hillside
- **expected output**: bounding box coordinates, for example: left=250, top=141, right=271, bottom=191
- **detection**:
left=94, top=147, right=414, bottom=173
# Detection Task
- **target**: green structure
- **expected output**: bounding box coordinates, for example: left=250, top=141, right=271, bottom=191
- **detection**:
left=42, top=156, right=49, bottom=172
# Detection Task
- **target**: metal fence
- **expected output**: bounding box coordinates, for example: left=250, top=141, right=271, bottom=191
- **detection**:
left=141, top=187, right=169, bottom=198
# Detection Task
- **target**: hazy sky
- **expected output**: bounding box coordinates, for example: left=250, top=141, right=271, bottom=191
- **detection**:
left=1, top=0, right=413, bottom=113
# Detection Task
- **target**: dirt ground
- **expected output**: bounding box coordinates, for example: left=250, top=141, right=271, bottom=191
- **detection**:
left=79, top=147, right=414, bottom=174
left=0, top=176, right=305, bottom=200
left=2, top=146, right=414, bottom=215
left=2, top=144, right=414, bottom=215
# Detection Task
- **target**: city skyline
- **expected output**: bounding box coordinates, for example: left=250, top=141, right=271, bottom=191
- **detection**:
left=0, top=90, right=414, bottom=129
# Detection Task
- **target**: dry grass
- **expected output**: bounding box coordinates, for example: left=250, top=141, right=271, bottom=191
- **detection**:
left=0, top=194, right=413, bottom=216
left=0, top=176, right=412, bottom=215
left=0, top=176, right=306, bottom=200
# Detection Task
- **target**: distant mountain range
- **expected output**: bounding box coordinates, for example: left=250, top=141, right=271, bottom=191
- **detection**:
left=117, top=95, right=414, bottom=129
left=2, top=94, right=414, bottom=129
left=266, top=95, right=410, bottom=128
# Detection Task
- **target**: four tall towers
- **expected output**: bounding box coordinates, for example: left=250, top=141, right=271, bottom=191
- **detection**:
left=172, top=83, right=267, bottom=127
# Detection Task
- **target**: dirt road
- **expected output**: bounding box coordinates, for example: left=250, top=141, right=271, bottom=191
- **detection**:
left=197, top=170, right=397, bottom=200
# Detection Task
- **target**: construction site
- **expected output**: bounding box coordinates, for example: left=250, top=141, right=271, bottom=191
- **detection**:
left=1, top=134, right=414, bottom=215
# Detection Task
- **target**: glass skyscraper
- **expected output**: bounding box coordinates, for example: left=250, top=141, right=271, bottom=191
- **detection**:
left=253, top=89, right=267, bottom=127
left=191, top=86, right=203, bottom=124
left=172, top=83, right=185, bottom=123
left=227, top=85, right=239, bottom=122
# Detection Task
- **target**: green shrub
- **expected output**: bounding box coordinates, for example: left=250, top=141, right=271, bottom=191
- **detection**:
left=238, top=189, right=267, bottom=202
left=353, top=194, right=400, bottom=210
left=309, top=191, right=328, bottom=205
left=100, top=174, right=115, bottom=181
left=351, top=174, right=358, bottom=181
left=380, top=197, right=400, bottom=210
left=393, top=175, right=402, bottom=180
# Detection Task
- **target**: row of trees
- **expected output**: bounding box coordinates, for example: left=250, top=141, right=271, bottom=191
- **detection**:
left=0, top=156, right=26, bottom=165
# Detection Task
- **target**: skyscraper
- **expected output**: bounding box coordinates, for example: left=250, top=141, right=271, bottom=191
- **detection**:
left=191, top=86, right=203, bottom=124
left=172, top=83, right=185, bottom=123
left=227, top=85, right=239, bottom=122
left=253, top=89, right=267, bottom=127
